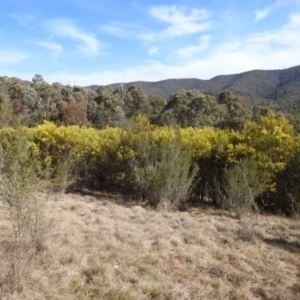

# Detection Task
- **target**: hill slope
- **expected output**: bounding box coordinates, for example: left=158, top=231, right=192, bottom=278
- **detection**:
left=86, top=65, right=300, bottom=107
left=1, top=190, right=299, bottom=299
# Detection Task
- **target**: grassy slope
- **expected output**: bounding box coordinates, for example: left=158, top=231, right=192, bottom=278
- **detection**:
left=0, top=190, right=299, bottom=300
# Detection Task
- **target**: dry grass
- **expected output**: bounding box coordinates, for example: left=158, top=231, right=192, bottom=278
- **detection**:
left=0, top=190, right=299, bottom=299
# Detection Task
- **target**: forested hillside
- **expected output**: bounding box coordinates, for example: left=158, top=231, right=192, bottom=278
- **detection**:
left=85, top=65, right=300, bottom=111
left=2, top=72, right=300, bottom=131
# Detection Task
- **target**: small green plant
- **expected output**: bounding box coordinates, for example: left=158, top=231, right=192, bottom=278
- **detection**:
left=224, top=158, right=270, bottom=218
left=0, top=131, right=49, bottom=295
left=223, top=158, right=270, bottom=239
left=52, top=149, right=77, bottom=192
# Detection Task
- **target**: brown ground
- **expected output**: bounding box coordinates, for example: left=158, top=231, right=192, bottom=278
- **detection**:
left=0, top=189, right=299, bottom=299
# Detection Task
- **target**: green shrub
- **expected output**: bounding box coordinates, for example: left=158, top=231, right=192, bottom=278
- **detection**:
left=0, top=130, right=49, bottom=295
left=126, top=129, right=198, bottom=209
left=223, top=158, right=270, bottom=220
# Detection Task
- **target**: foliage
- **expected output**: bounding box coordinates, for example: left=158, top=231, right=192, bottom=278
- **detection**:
left=125, top=85, right=152, bottom=118
left=1, top=73, right=299, bottom=136
left=0, top=94, right=298, bottom=214
left=268, top=135, right=300, bottom=214
left=241, top=111, right=294, bottom=173
left=223, top=158, right=270, bottom=220
left=0, top=93, right=14, bottom=127
left=126, top=126, right=198, bottom=209
left=0, top=130, right=48, bottom=294
left=157, top=89, right=225, bottom=127
left=93, top=86, right=126, bottom=128
left=62, top=102, right=89, bottom=126
left=217, top=90, right=252, bottom=131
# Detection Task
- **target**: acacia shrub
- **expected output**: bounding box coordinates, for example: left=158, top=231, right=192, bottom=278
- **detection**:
left=104, top=117, right=198, bottom=208
left=27, top=122, right=101, bottom=189
left=2, top=113, right=297, bottom=214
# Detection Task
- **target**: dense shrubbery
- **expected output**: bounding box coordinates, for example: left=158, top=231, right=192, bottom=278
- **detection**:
left=0, top=111, right=299, bottom=214
left=1, top=74, right=300, bottom=214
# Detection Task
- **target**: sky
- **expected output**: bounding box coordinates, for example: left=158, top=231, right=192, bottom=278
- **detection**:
left=1, top=0, right=300, bottom=86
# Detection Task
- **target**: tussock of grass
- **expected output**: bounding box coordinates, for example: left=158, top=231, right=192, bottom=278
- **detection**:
left=0, top=190, right=299, bottom=299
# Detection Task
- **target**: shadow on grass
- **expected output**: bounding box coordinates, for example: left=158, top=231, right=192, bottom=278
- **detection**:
left=65, top=181, right=150, bottom=208
left=66, top=180, right=124, bottom=200
left=208, top=210, right=238, bottom=219
left=262, top=237, right=300, bottom=254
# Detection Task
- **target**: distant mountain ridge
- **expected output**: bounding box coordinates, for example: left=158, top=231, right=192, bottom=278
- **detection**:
left=86, top=65, right=300, bottom=108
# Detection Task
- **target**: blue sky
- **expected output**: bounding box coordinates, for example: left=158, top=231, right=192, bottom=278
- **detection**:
left=1, top=0, right=300, bottom=85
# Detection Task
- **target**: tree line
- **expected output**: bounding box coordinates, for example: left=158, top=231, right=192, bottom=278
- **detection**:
left=0, top=74, right=289, bottom=131
left=1, top=74, right=300, bottom=216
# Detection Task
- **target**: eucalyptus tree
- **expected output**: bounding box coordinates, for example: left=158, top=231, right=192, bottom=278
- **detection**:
left=124, top=85, right=152, bottom=118
left=217, top=90, right=253, bottom=131
left=157, top=89, right=225, bottom=128
left=93, top=86, right=126, bottom=128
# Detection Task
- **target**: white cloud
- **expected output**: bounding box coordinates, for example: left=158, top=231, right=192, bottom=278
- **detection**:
left=36, top=41, right=63, bottom=56
left=102, top=22, right=139, bottom=39
left=254, top=0, right=291, bottom=21
left=10, top=13, right=35, bottom=27
left=28, top=13, right=300, bottom=86
left=255, top=8, right=270, bottom=21
left=46, top=19, right=100, bottom=56
left=103, top=24, right=130, bottom=38
left=148, top=46, right=159, bottom=56
left=247, top=14, right=300, bottom=46
left=143, top=5, right=210, bottom=40
left=176, top=35, right=211, bottom=58
left=0, top=51, right=27, bottom=64
left=150, top=5, right=208, bottom=24
left=103, top=6, right=210, bottom=41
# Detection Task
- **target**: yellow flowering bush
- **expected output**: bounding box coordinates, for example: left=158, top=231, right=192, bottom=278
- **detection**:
left=0, top=112, right=298, bottom=213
